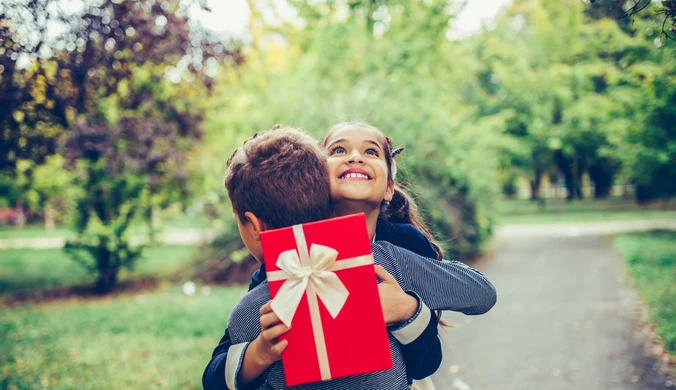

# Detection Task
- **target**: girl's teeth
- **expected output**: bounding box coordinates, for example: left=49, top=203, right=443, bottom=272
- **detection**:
left=344, top=173, right=368, bottom=179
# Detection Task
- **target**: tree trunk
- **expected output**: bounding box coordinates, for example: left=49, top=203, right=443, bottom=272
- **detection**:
left=589, top=159, right=617, bottom=199
left=530, top=170, right=542, bottom=201
left=151, top=205, right=161, bottom=231
left=95, top=266, right=118, bottom=294
left=554, top=150, right=575, bottom=201
left=15, top=200, right=26, bottom=229
left=94, top=246, right=119, bottom=294
left=574, top=168, right=584, bottom=200
left=44, top=204, right=56, bottom=232
left=635, top=184, right=655, bottom=204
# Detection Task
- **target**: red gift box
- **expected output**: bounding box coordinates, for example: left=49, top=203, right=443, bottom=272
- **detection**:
left=261, top=213, right=393, bottom=387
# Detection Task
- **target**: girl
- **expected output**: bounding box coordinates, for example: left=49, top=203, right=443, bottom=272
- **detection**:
left=321, top=121, right=461, bottom=390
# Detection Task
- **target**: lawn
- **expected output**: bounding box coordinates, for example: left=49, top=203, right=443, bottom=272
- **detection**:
left=0, top=285, right=246, bottom=390
left=0, top=246, right=199, bottom=298
left=0, top=213, right=214, bottom=240
left=497, top=197, right=676, bottom=225
left=613, top=230, right=676, bottom=354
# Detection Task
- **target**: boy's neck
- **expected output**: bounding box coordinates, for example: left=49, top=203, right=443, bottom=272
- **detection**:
left=332, top=201, right=380, bottom=241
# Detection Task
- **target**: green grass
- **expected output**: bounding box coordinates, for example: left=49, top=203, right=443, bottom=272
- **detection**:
left=0, top=225, right=75, bottom=240
left=614, top=230, right=676, bottom=354
left=497, top=198, right=676, bottom=224
left=0, top=285, right=246, bottom=390
left=0, top=246, right=199, bottom=298
left=0, top=213, right=214, bottom=240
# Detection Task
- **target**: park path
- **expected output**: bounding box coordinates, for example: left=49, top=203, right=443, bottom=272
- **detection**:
left=1, top=220, right=675, bottom=250
left=431, top=223, right=676, bottom=390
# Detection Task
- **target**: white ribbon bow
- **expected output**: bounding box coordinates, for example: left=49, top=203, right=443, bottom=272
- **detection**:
left=271, top=243, right=350, bottom=327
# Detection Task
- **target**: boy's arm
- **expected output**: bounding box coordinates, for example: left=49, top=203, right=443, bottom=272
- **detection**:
left=202, top=328, right=233, bottom=390
left=223, top=301, right=289, bottom=389
left=203, top=330, right=267, bottom=390
left=373, top=241, right=497, bottom=315
left=203, top=267, right=268, bottom=390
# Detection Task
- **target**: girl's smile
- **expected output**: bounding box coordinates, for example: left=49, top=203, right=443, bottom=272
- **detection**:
left=339, top=168, right=373, bottom=180
left=325, top=126, right=393, bottom=210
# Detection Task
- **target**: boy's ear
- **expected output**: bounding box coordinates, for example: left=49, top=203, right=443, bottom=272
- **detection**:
left=384, top=182, right=395, bottom=203
left=244, top=211, right=269, bottom=237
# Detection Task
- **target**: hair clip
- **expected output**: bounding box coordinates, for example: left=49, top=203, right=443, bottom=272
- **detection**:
left=385, top=136, right=392, bottom=146
left=391, top=147, right=404, bottom=157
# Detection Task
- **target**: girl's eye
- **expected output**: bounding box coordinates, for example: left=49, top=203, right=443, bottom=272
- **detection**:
left=365, top=148, right=379, bottom=157
left=330, top=146, right=346, bottom=155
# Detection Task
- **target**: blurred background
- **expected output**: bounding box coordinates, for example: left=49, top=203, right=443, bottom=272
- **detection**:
left=1, top=0, right=675, bottom=389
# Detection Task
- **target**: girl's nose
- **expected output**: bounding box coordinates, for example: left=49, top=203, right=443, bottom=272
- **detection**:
left=347, top=150, right=364, bottom=164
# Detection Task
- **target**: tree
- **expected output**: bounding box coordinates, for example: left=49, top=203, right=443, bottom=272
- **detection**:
left=1, top=0, right=239, bottom=293
left=588, top=0, right=676, bottom=39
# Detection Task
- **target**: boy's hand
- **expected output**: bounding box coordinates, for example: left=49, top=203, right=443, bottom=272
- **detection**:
left=375, top=265, right=419, bottom=325
left=250, top=300, right=290, bottom=366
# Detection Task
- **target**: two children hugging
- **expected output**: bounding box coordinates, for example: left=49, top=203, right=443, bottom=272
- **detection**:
left=203, top=123, right=497, bottom=390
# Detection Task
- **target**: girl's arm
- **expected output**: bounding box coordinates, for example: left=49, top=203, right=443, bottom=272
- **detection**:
left=388, top=292, right=443, bottom=380
left=373, top=241, right=498, bottom=315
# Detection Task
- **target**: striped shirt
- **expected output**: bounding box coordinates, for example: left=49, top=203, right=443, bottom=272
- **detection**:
left=226, top=241, right=497, bottom=389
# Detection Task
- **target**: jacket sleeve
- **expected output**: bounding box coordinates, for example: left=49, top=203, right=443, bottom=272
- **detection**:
left=387, top=291, right=443, bottom=380
left=373, top=241, right=498, bottom=315
left=202, top=328, right=231, bottom=390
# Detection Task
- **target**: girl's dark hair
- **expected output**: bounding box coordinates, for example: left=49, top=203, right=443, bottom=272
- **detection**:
left=321, top=121, right=444, bottom=260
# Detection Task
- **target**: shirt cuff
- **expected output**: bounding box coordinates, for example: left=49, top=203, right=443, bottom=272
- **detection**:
left=389, top=291, right=432, bottom=345
left=225, top=342, right=249, bottom=390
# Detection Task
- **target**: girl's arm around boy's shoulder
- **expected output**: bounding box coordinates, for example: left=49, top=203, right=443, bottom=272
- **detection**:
left=372, top=241, right=497, bottom=315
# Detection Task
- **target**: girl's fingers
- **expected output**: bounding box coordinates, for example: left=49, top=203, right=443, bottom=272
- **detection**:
left=374, top=265, right=396, bottom=284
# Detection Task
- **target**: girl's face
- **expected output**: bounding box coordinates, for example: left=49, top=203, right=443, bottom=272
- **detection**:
left=325, top=126, right=394, bottom=210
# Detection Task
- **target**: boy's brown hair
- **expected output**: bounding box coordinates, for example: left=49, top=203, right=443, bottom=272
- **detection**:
left=224, top=125, right=332, bottom=229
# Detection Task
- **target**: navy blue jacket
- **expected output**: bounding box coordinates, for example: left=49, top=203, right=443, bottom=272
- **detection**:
left=202, top=220, right=443, bottom=390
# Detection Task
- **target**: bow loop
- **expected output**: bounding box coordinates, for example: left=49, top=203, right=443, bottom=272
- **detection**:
left=271, top=243, right=349, bottom=327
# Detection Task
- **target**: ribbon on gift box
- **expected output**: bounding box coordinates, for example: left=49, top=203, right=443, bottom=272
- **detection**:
left=267, top=224, right=374, bottom=381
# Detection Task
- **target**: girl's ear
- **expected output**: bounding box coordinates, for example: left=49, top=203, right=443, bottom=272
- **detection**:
left=384, top=182, right=395, bottom=203
left=244, top=211, right=269, bottom=238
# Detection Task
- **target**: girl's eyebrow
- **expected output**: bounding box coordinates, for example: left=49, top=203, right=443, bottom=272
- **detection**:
left=364, top=139, right=382, bottom=150
left=327, top=138, right=346, bottom=148
left=327, top=138, right=382, bottom=150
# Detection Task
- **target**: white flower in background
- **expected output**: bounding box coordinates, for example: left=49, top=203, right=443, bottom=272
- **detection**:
left=182, top=281, right=197, bottom=296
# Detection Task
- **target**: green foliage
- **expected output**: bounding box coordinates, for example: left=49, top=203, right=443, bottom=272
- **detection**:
left=197, top=0, right=676, bottom=258
left=64, top=153, right=147, bottom=294
left=614, top=230, right=676, bottom=353
left=204, top=1, right=509, bottom=259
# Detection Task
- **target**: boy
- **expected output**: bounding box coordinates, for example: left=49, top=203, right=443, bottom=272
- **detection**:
left=210, top=126, right=496, bottom=389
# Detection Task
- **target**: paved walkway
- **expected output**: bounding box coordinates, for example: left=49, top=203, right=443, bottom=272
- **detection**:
left=430, top=224, right=675, bottom=390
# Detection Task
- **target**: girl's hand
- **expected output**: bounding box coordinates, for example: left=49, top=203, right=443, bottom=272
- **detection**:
left=251, top=300, right=290, bottom=366
left=375, top=265, right=419, bottom=325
